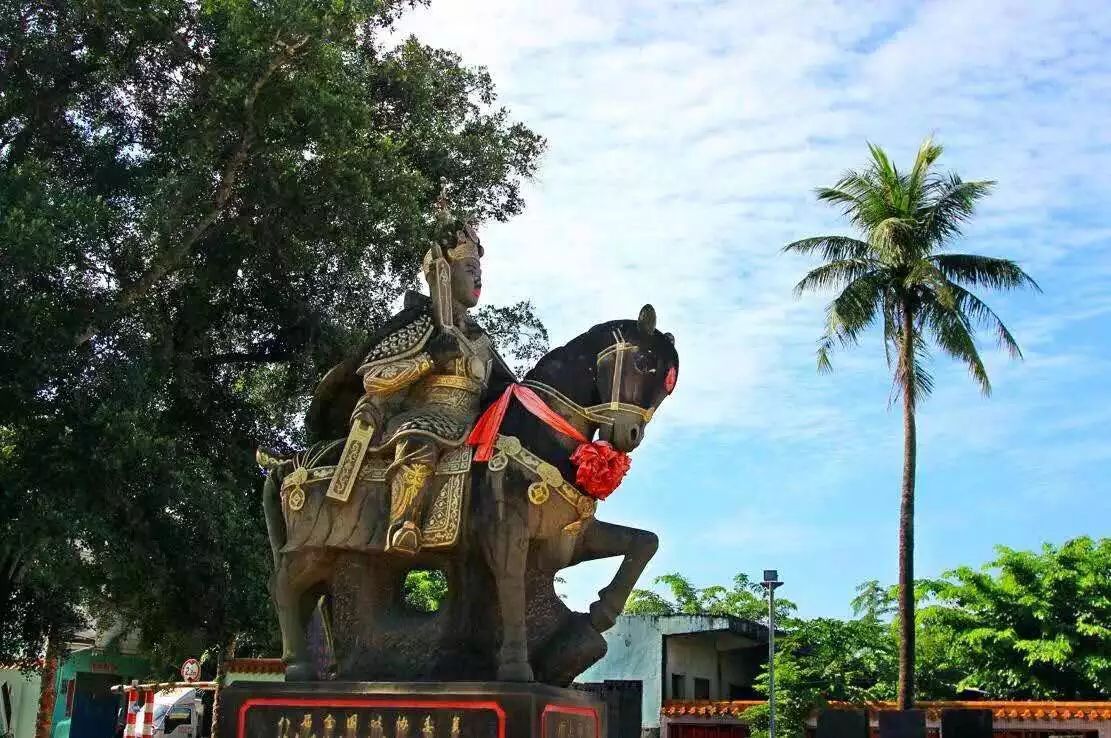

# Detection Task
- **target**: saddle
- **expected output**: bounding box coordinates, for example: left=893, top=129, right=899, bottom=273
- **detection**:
left=277, top=440, right=471, bottom=553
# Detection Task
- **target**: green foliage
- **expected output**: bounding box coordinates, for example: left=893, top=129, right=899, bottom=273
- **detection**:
left=0, top=0, right=544, bottom=668
left=661, top=541, right=1109, bottom=738
left=402, top=569, right=449, bottom=613
left=624, top=573, right=797, bottom=623
left=920, top=537, right=1111, bottom=699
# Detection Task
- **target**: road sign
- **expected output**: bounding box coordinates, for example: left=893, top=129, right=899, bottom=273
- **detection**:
left=180, top=658, right=200, bottom=683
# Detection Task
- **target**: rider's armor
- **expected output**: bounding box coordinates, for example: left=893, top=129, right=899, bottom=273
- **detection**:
left=357, top=307, right=504, bottom=553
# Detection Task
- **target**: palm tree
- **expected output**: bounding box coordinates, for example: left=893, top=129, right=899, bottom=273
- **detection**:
left=786, top=137, right=1038, bottom=709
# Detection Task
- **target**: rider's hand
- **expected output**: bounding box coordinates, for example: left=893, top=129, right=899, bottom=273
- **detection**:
left=351, top=396, right=382, bottom=431
left=428, top=331, right=463, bottom=368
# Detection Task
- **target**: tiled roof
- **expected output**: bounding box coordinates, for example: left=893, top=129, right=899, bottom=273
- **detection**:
left=661, top=700, right=1111, bottom=723
left=662, top=701, right=763, bottom=718
left=223, top=658, right=285, bottom=675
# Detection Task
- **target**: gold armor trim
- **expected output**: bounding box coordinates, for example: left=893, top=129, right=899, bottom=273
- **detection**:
left=362, top=352, right=435, bottom=395
left=493, top=434, right=597, bottom=529
left=390, top=463, right=433, bottom=522
left=283, top=441, right=342, bottom=512
left=528, top=482, right=550, bottom=505
left=289, top=447, right=469, bottom=549
left=422, top=374, right=482, bottom=393
left=326, top=416, right=376, bottom=503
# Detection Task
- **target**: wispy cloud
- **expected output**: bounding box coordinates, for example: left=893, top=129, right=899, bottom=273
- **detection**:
left=395, top=1, right=1111, bottom=613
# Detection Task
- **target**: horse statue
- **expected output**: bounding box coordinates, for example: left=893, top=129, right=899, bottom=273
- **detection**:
left=260, top=303, right=678, bottom=685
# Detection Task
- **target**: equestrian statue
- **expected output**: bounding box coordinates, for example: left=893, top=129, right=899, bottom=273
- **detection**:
left=260, top=202, right=680, bottom=686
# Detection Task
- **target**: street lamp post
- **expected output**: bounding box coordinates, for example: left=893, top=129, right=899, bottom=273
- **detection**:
left=761, top=570, right=784, bottom=738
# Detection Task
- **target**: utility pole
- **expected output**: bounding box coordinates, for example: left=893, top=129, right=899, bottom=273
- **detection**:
left=762, top=570, right=783, bottom=738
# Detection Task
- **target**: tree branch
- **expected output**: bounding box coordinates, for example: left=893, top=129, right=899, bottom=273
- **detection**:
left=73, top=35, right=310, bottom=349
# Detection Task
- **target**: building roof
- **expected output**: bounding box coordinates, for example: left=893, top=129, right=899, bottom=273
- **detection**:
left=662, top=700, right=1111, bottom=722
left=620, top=614, right=770, bottom=642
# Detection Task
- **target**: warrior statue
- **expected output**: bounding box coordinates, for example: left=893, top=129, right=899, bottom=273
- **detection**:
left=264, top=192, right=678, bottom=684
left=316, top=204, right=515, bottom=555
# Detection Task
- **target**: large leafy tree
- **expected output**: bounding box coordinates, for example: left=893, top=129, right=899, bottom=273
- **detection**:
left=786, top=138, right=1038, bottom=707
left=921, top=537, right=1111, bottom=699
left=1, top=0, right=545, bottom=669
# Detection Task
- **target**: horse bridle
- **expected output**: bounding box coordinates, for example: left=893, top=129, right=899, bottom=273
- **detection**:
left=523, top=329, right=655, bottom=428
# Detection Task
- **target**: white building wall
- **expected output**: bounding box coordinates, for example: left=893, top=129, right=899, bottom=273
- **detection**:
left=0, top=667, right=43, bottom=738
left=665, top=636, right=719, bottom=699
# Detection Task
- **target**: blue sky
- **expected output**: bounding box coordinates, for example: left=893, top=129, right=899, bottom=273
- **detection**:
left=397, top=1, right=1111, bottom=618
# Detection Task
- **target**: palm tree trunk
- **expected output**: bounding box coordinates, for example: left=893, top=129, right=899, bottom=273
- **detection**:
left=896, top=304, right=917, bottom=710
left=33, top=633, right=61, bottom=738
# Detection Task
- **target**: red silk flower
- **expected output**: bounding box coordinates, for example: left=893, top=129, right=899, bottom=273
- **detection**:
left=570, top=441, right=631, bottom=500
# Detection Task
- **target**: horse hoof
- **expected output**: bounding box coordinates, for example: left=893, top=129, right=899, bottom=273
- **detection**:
left=284, top=662, right=315, bottom=681
left=497, top=662, right=534, bottom=682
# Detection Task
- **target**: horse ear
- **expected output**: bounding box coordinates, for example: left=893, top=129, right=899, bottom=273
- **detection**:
left=665, top=332, right=675, bottom=344
left=638, top=304, right=657, bottom=335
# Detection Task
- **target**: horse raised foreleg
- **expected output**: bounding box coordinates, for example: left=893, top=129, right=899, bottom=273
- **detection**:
left=573, top=520, right=659, bottom=632
left=479, top=491, right=534, bottom=682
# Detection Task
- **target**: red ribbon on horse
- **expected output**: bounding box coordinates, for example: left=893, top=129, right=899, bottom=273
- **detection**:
left=467, top=384, right=631, bottom=500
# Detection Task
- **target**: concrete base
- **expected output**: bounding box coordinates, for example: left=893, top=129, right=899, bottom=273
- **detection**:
left=218, top=681, right=605, bottom=738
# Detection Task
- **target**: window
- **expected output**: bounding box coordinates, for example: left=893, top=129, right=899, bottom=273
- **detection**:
left=729, top=683, right=754, bottom=699
left=671, top=673, right=685, bottom=699
left=693, top=677, right=711, bottom=699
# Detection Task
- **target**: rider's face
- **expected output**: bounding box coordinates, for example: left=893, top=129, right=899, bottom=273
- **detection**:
left=451, top=255, right=482, bottom=308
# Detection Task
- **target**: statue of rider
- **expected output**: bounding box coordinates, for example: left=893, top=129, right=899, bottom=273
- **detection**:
left=318, top=199, right=515, bottom=555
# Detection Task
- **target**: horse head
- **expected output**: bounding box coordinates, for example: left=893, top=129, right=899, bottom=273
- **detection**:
left=524, top=304, right=679, bottom=453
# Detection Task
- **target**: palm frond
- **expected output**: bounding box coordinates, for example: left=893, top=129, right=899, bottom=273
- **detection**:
left=922, top=302, right=991, bottom=395
left=869, top=216, right=916, bottom=262
left=820, top=169, right=900, bottom=231
left=783, top=235, right=873, bottom=262
left=889, top=329, right=934, bottom=407
left=906, top=260, right=957, bottom=310
left=868, top=142, right=899, bottom=192
left=949, top=283, right=1024, bottom=359
left=882, top=299, right=898, bottom=369
left=792, top=259, right=881, bottom=296
left=920, top=174, right=995, bottom=246
left=815, top=274, right=888, bottom=371
left=908, top=136, right=943, bottom=203
left=931, top=254, right=1040, bottom=292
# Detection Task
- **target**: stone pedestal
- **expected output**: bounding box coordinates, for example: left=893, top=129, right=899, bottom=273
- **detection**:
left=218, top=681, right=605, bottom=738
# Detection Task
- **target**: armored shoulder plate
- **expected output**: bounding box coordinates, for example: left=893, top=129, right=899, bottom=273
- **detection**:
left=359, top=310, right=434, bottom=372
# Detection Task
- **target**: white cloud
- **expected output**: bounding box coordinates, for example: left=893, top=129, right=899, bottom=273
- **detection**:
left=393, top=1, right=1111, bottom=610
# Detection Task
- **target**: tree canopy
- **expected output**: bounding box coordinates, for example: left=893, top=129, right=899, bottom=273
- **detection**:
left=920, top=536, right=1111, bottom=700
left=630, top=539, right=1110, bottom=738
left=1, top=0, right=545, bottom=669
